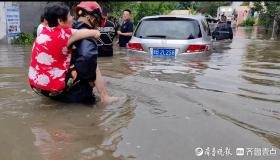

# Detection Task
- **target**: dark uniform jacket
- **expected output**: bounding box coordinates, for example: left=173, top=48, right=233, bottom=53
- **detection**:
left=51, top=21, right=98, bottom=104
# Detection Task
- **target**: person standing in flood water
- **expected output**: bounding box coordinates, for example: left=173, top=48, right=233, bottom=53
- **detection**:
left=28, top=3, right=119, bottom=105
left=97, top=7, right=116, bottom=57
left=117, top=9, right=133, bottom=48
left=70, top=1, right=120, bottom=104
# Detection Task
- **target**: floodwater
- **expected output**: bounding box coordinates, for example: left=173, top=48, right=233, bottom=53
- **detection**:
left=0, top=26, right=279, bottom=160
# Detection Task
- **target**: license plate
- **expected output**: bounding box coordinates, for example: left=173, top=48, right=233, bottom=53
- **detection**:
left=152, top=48, right=176, bottom=57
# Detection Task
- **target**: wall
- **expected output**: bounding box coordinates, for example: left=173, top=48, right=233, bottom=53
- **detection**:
left=235, top=6, right=250, bottom=26
left=18, top=1, right=49, bottom=34
left=0, top=2, right=16, bottom=43
left=0, top=1, right=63, bottom=43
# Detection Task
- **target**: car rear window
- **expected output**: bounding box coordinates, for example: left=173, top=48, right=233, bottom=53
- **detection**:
left=134, top=18, right=202, bottom=40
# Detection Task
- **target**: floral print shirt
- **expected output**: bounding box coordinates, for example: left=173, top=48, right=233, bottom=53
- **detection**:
left=28, top=26, right=76, bottom=92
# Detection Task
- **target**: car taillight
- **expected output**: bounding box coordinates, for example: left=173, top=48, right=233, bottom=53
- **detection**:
left=186, top=45, right=208, bottom=53
left=127, top=43, right=144, bottom=51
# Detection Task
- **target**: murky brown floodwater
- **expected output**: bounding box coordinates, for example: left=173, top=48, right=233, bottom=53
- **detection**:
left=0, top=27, right=279, bottom=160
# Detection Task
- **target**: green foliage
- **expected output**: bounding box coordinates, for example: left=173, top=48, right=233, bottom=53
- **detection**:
left=100, top=2, right=139, bottom=21
left=64, top=1, right=232, bottom=24
left=193, top=1, right=232, bottom=17
left=253, top=2, right=263, bottom=12
left=263, top=2, right=280, bottom=17
left=239, top=17, right=255, bottom=27
left=240, top=2, right=249, bottom=6
left=253, top=2, right=280, bottom=26
left=133, top=2, right=181, bottom=24
left=253, top=2, right=280, bottom=38
left=132, top=1, right=231, bottom=24
left=257, top=14, right=272, bottom=27
left=177, top=2, right=192, bottom=10
left=11, top=32, right=35, bottom=45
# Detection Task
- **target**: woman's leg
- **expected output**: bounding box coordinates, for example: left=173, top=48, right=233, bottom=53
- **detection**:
left=90, top=65, right=119, bottom=105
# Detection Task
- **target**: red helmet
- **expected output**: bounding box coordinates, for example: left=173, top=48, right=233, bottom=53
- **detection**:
left=75, top=1, right=105, bottom=27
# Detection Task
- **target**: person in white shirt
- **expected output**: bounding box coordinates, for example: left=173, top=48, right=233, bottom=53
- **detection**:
left=36, top=13, right=48, bottom=37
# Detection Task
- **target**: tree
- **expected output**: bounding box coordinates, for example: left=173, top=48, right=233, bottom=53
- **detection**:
left=240, top=2, right=249, bottom=6
left=63, top=1, right=134, bottom=18
left=63, top=1, right=234, bottom=30
left=194, top=1, right=232, bottom=17
left=133, top=2, right=181, bottom=24
left=177, top=2, right=192, bottom=10
left=253, top=2, right=280, bottom=39
left=100, top=2, right=139, bottom=20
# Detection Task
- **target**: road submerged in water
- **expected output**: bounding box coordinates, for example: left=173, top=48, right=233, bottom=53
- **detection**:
left=0, top=27, right=279, bottom=160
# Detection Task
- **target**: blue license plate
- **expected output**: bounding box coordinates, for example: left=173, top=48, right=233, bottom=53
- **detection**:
left=152, top=48, right=176, bottom=57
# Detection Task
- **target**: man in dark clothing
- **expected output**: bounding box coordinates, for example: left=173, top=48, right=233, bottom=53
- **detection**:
left=97, top=8, right=116, bottom=57
left=52, top=1, right=119, bottom=105
left=117, top=9, right=133, bottom=47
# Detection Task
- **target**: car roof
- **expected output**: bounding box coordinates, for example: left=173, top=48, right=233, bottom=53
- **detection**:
left=141, top=14, right=206, bottom=21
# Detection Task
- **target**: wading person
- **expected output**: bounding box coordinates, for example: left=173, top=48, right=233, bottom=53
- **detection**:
left=97, top=7, right=116, bottom=57
left=70, top=1, right=120, bottom=104
left=28, top=4, right=118, bottom=105
left=117, top=9, right=133, bottom=47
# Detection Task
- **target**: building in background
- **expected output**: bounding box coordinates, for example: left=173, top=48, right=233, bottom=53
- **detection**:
left=235, top=6, right=250, bottom=26
left=0, top=1, right=63, bottom=43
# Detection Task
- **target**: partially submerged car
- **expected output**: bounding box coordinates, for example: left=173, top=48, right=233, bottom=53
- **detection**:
left=127, top=15, right=213, bottom=58
left=212, top=21, right=233, bottom=40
